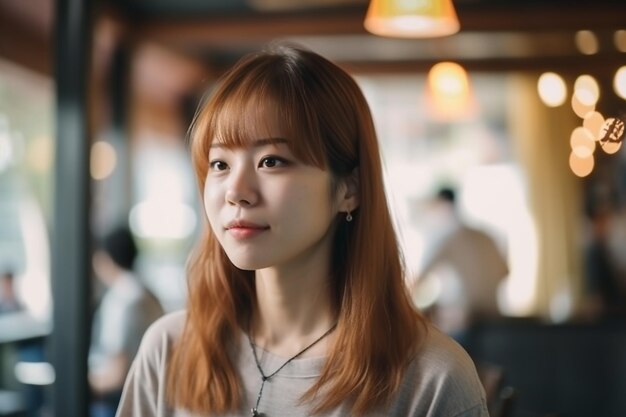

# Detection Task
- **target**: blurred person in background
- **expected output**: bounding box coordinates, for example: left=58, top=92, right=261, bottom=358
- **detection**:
left=411, top=187, right=509, bottom=350
left=582, top=203, right=626, bottom=319
left=0, top=270, right=23, bottom=314
left=89, top=225, right=164, bottom=417
left=1, top=270, right=45, bottom=417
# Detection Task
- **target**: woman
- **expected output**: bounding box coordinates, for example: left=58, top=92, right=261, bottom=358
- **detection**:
left=116, top=45, right=488, bottom=417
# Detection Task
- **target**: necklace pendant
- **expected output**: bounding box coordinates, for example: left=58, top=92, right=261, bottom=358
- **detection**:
left=251, top=408, right=259, bottom=417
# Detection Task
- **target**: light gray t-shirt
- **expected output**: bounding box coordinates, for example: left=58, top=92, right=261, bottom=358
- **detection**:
left=116, top=311, right=488, bottom=417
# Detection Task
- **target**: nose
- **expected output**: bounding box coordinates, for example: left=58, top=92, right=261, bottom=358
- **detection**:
left=225, top=165, right=258, bottom=207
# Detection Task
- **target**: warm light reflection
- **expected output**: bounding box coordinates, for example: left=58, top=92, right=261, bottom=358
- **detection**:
left=571, top=94, right=594, bottom=119
left=26, top=135, right=53, bottom=173
left=575, top=30, right=599, bottom=55
left=569, top=152, right=594, bottom=177
left=600, top=140, right=623, bottom=155
left=427, top=62, right=476, bottom=120
left=90, top=141, right=117, bottom=180
left=614, top=66, right=626, bottom=100
left=574, top=75, right=600, bottom=106
left=614, top=30, right=626, bottom=53
left=430, top=62, right=466, bottom=94
left=570, top=126, right=596, bottom=158
left=537, top=72, right=567, bottom=107
left=582, top=111, right=605, bottom=140
left=364, top=0, right=460, bottom=38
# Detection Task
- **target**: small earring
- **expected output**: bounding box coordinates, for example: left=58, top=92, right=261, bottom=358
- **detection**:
left=346, top=211, right=353, bottom=222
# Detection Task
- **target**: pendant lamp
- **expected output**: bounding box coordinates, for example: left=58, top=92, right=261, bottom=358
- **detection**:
left=364, top=0, right=460, bottom=38
left=426, top=61, right=476, bottom=121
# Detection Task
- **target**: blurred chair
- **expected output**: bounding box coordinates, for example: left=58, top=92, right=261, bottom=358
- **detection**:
left=476, top=362, right=517, bottom=417
left=494, top=386, right=517, bottom=417
left=0, top=389, right=27, bottom=417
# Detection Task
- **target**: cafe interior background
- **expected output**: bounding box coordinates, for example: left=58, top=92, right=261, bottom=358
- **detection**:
left=0, top=0, right=625, bottom=416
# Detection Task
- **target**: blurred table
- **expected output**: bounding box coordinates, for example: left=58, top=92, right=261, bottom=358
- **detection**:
left=0, top=311, right=50, bottom=416
left=0, top=312, right=50, bottom=345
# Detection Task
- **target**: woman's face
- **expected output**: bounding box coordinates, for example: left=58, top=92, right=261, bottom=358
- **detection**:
left=203, top=132, right=345, bottom=272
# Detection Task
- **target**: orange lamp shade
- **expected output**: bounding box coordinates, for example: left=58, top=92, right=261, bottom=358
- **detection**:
left=365, top=0, right=460, bottom=38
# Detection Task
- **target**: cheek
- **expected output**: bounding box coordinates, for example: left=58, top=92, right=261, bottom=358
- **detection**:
left=203, top=183, right=221, bottom=224
left=287, top=181, right=335, bottom=219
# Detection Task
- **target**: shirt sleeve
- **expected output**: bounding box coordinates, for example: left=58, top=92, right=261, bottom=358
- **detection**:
left=393, top=327, right=490, bottom=417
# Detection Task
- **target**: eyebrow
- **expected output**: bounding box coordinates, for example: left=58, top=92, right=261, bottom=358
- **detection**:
left=210, top=137, right=289, bottom=149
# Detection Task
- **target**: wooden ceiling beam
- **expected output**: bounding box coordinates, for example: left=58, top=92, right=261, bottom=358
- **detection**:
left=0, top=14, right=51, bottom=74
left=338, top=53, right=626, bottom=75
left=134, top=5, right=626, bottom=45
left=134, top=12, right=366, bottom=45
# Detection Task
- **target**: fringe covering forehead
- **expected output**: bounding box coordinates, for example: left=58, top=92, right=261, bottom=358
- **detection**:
left=195, top=57, right=328, bottom=170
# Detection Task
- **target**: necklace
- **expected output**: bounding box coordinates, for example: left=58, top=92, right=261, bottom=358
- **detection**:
left=247, top=323, right=337, bottom=417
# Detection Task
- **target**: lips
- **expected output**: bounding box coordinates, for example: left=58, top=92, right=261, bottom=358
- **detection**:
left=225, top=219, right=270, bottom=239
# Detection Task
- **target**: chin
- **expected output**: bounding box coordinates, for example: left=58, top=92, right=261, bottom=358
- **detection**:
left=225, top=252, right=270, bottom=271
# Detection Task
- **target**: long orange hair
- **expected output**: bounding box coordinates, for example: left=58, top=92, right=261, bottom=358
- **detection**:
left=167, top=44, right=426, bottom=415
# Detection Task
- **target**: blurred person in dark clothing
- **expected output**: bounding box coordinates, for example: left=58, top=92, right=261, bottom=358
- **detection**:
left=89, top=225, right=164, bottom=417
left=583, top=204, right=626, bottom=318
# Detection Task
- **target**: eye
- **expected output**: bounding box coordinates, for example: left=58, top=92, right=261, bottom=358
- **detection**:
left=209, top=160, right=229, bottom=171
left=259, top=156, right=288, bottom=169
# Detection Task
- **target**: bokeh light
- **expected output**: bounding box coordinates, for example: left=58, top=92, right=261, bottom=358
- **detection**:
left=614, top=66, right=626, bottom=100
left=129, top=201, right=197, bottom=240
left=426, top=61, right=476, bottom=120
left=571, top=93, right=595, bottom=119
left=575, top=30, right=599, bottom=55
left=569, top=152, right=594, bottom=177
left=600, top=140, right=623, bottom=155
left=537, top=72, right=567, bottom=107
left=614, top=30, right=626, bottom=53
left=90, top=141, right=117, bottom=180
left=26, top=135, right=53, bottom=173
left=574, top=75, right=600, bottom=106
left=570, top=126, right=595, bottom=158
left=582, top=111, right=605, bottom=140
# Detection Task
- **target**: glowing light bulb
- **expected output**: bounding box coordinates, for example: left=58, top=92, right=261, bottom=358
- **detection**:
left=614, top=66, right=626, bottom=100
left=574, top=75, right=600, bottom=106
left=537, top=72, right=567, bottom=107
left=90, top=141, right=117, bottom=180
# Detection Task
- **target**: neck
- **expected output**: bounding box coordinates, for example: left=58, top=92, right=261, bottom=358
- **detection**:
left=251, top=264, right=335, bottom=356
left=102, top=269, right=127, bottom=288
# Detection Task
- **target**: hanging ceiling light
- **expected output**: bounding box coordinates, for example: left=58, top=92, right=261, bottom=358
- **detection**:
left=426, top=61, right=477, bottom=121
left=364, top=0, right=460, bottom=38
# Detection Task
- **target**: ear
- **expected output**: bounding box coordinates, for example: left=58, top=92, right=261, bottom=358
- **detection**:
left=337, top=168, right=360, bottom=214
